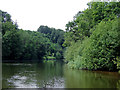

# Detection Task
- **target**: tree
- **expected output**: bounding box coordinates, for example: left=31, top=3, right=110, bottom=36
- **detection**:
left=64, top=2, right=120, bottom=71
left=2, top=30, right=22, bottom=60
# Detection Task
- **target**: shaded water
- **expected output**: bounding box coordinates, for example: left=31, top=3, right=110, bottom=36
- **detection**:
left=2, top=61, right=120, bottom=88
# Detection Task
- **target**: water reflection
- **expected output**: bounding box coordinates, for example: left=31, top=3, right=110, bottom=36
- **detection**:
left=64, top=66, right=120, bottom=88
left=2, top=61, right=120, bottom=88
left=2, top=61, right=64, bottom=88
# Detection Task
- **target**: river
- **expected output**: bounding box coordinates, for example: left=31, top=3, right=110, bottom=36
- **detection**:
left=2, top=61, right=120, bottom=88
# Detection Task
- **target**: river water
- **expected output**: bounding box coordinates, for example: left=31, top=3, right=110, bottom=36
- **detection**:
left=2, top=61, right=120, bottom=88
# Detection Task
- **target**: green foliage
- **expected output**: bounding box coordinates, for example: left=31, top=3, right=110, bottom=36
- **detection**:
left=1, top=10, right=18, bottom=35
left=2, top=10, right=65, bottom=61
left=64, top=2, right=120, bottom=47
left=117, top=57, right=120, bottom=70
left=66, top=18, right=120, bottom=71
left=64, top=2, right=120, bottom=71
left=2, top=30, right=22, bottom=60
left=56, top=52, right=62, bottom=60
left=37, top=25, right=65, bottom=59
left=18, top=30, right=49, bottom=60
left=2, top=10, right=11, bottom=23
left=44, top=56, right=56, bottom=60
left=3, top=27, right=63, bottom=61
left=82, top=19, right=120, bottom=71
left=37, top=25, right=64, bottom=46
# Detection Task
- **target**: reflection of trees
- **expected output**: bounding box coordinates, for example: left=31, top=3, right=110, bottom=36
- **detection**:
left=3, top=62, right=120, bottom=88
left=2, top=63, right=23, bottom=88
left=64, top=67, right=120, bottom=88
left=35, top=61, right=64, bottom=88
left=117, top=80, right=120, bottom=89
left=3, top=63, right=39, bottom=88
left=3, top=62, right=64, bottom=88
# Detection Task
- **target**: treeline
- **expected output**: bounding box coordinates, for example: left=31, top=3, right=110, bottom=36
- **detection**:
left=1, top=10, right=65, bottom=61
left=37, top=26, right=65, bottom=59
left=63, top=2, right=120, bottom=71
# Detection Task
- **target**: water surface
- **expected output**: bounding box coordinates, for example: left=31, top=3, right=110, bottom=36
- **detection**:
left=2, top=61, right=120, bottom=88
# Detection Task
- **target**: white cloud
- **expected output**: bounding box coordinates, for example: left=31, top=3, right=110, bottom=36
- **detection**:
left=0, top=0, right=90, bottom=31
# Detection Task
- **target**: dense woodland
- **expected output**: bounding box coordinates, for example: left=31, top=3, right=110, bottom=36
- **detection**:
left=1, top=1, right=120, bottom=72
left=63, top=2, right=120, bottom=71
left=1, top=10, right=65, bottom=61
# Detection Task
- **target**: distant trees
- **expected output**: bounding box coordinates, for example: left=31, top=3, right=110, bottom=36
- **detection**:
left=63, top=2, right=120, bottom=71
left=37, top=25, right=65, bottom=59
left=37, top=25, right=64, bottom=46
left=1, top=10, right=65, bottom=61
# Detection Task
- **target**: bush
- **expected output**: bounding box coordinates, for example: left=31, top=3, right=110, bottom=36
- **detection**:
left=82, top=19, right=120, bottom=71
left=65, top=18, right=120, bottom=71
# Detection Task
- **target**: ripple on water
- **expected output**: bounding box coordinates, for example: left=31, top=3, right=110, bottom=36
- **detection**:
left=7, top=75, right=38, bottom=88
left=4, top=63, right=32, bottom=66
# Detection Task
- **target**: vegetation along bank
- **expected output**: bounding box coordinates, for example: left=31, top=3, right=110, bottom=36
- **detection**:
left=1, top=1, right=120, bottom=72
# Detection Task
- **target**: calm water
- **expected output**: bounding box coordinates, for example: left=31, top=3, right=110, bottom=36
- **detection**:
left=2, top=61, right=120, bottom=88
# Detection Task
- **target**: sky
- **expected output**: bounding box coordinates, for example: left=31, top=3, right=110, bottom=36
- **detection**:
left=0, top=0, right=91, bottom=31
